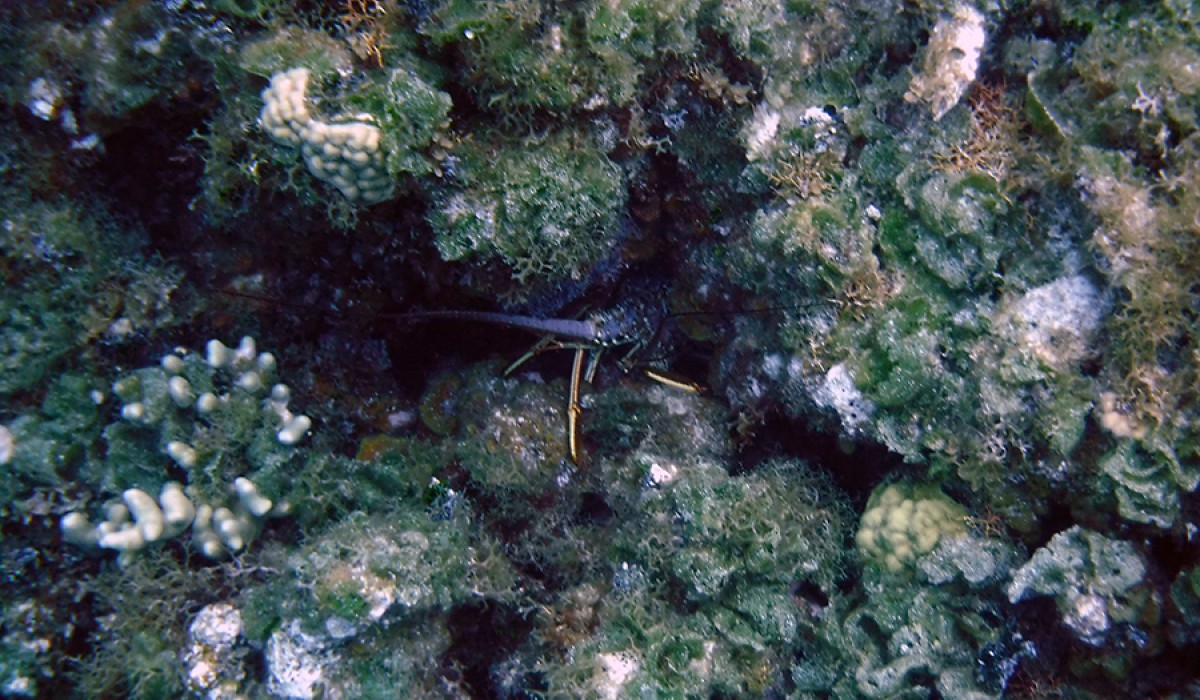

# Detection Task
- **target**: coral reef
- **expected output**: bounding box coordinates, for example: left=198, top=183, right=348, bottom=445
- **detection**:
left=1, top=0, right=1200, bottom=698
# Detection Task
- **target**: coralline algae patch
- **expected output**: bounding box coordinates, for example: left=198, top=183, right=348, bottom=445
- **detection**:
left=259, top=67, right=392, bottom=204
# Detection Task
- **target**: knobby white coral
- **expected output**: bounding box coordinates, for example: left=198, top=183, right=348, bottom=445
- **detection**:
left=260, top=67, right=393, bottom=204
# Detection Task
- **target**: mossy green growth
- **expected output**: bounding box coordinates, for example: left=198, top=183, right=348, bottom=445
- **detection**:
left=423, top=0, right=699, bottom=111
left=800, top=582, right=1004, bottom=698
left=68, top=551, right=214, bottom=699
left=615, top=458, right=852, bottom=602
left=20, top=1, right=200, bottom=123
left=1067, top=3, right=1200, bottom=159
left=0, top=197, right=180, bottom=398
left=584, top=0, right=700, bottom=75
left=1170, top=564, right=1200, bottom=641
left=332, top=621, right=453, bottom=699
left=729, top=195, right=870, bottom=312
left=276, top=505, right=516, bottom=629
left=427, top=361, right=569, bottom=500
left=544, top=593, right=784, bottom=698
left=424, top=359, right=607, bottom=582
left=214, top=0, right=284, bottom=20
left=236, top=27, right=355, bottom=80
left=584, top=380, right=733, bottom=468
left=267, top=436, right=445, bottom=530
left=833, top=294, right=975, bottom=460
left=1, top=373, right=102, bottom=506
left=113, top=631, right=185, bottom=700
left=237, top=577, right=293, bottom=644
left=857, top=138, right=907, bottom=188
left=715, top=583, right=802, bottom=647
left=343, top=63, right=453, bottom=180
left=430, top=0, right=599, bottom=111
left=429, top=130, right=626, bottom=289
left=898, top=170, right=1013, bottom=290
left=714, top=0, right=789, bottom=66
left=864, top=320, right=958, bottom=409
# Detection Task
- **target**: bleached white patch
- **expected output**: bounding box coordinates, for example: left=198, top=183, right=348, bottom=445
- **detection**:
left=1010, top=275, right=1106, bottom=368
left=594, top=651, right=640, bottom=700
left=26, top=78, right=61, bottom=121
left=744, top=106, right=781, bottom=162
left=904, top=5, right=987, bottom=120
left=812, top=363, right=874, bottom=432
left=0, top=424, right=12, bottom=466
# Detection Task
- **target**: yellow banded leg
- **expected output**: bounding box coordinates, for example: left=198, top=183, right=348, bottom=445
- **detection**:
left=642, top=366, right=705, bottom=394
left=568, top=347, right=586, bottom=464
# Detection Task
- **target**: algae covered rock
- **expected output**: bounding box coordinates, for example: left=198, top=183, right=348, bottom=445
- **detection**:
left=239, top=504, right=517, bottom=698
left=1096, top=439, right=1198, bottom=529
left=1169, top=565, right=1200, bottom=647
left=797, top=574, right=1014, bottom=699
left=649, top=458, right=852, bottom=600
left=428, top=130, right=626, bottom=297
left=1007, top=526, right=1151, bottom=647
